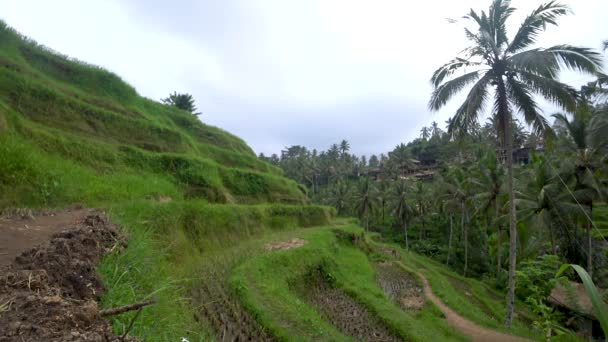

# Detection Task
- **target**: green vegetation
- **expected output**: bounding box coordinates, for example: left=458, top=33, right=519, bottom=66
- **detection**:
left=161, top=91, right=202, bottom=116
left=263, top=1, right=607, bottom=338
left=0, top=19, right=333, bottom=340
left=1, top=0, right=606, bottom=340
left=232, top=223, right=466, bottom=341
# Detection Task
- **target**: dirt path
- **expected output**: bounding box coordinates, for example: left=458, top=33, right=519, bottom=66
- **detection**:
left=0, top=207, right=95, bottom=268
left=399, top=262, right=531, bottom=342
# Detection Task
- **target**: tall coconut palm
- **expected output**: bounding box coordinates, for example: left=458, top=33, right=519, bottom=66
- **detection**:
left=429, top=0, right=602, bottom=326
left=392, top=180, right=415, bottom=249
left=431, top=121, right=442, bottom=138
left=553, top=106, right=607, bottom=277
left=471, top=151, right=505, bottom=276
left=441, top=166, right=473, bottom=276
left=378, top=179, right=391, bottom=225
left=328, top=181, right=352, bottom=216
left=339, top=140, right=350, bottom=155
left=354, top=177, right=378, bottom=232
left=413, top=182, right=430, bottom=240
left=517, top=154, right=576, bottom=256
left=420, top=126, right=431, bottom=140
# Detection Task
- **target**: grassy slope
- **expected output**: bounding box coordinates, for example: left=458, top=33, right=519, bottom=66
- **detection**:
left=0, top=20, right=543, bottom=341
left=232, top=222, right=467, bottom=341
left=231, top=222, right=546, bottom=341
left=0, top=21, right=333, bottom=340
left=0, top=21, right=305, bottom=208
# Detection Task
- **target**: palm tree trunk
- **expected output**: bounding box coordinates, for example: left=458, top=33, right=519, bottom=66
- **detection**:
left=420, top=205, right=426, bottom=240
left=404, top=220, right=409, bottom=250
left=462, top=201, right=468, bottom=277
left=501, top=81, right=517, bottom=328
left=587, top=203, right=593, bottom=278
left=548, top=213, right=557, bottom=256
left=447, top=215, right=453, bottom=265
left=496, top=200, right=502, bottom=278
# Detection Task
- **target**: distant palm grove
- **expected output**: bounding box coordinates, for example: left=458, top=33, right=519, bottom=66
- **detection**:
left=261, top=0, right=608, bottom=334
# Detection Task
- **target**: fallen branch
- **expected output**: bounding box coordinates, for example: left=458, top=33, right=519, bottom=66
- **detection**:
left=121, top=308, right=143, bottom=341
left=99, top=300, right=156, bottom=317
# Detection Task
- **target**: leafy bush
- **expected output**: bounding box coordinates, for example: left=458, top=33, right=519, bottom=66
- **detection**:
left=515, top=254, right=561, bottom=300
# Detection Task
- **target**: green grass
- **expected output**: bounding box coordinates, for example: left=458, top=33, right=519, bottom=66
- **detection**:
left=0, top=19, right=539, bottom=342
left=0, top=20, right=298, bottom=207
left=593, top=203, right=608, bottom=239
left=391, top=246, right=540, bottom=340
left=0, top=19, right=327, bottom=340
left=98, top=200, right=333, bottom=340
left=232, top=223, right=466, bottom=341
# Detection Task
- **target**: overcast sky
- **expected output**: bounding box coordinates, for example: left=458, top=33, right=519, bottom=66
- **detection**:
left=3, top=0, right=607, bottom=156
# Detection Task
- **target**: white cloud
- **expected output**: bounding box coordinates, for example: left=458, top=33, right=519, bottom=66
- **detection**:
left=2, top=0, right=606, bottom=156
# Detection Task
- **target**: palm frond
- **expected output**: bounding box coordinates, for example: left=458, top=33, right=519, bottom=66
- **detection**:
left=507, top=1, right=571, bottom=53
left=464, top=9, right=500, bottom=61
left=448, top=74, right=492, bottom=137
left=552, top=111, right=587, bottom=149
left=508, top=49, right=559, bottom=78
left=488, top=0, right=515, bottom=48
left=545, top=45, right=603, bottom=74
left=517, top=71, right=578, bottom=112
left=430, top=57, right=481, bottom=87
left=587, top=110, right=608, bottom=151
left=507, top=78, right=551, bottom=135
left=429, top=70, right=482, bottom=111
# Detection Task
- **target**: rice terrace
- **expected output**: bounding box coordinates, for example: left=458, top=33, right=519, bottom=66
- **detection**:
left=0, top=0, right=607, bottom=341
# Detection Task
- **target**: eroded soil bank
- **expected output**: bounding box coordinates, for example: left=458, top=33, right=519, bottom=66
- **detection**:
left=0, top=209, right=135, bottom=342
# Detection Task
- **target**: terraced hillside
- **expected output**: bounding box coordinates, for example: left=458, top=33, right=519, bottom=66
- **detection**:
left=0, top=21, right=541, bottom=341
left=0, top=21, right=334, bottom=340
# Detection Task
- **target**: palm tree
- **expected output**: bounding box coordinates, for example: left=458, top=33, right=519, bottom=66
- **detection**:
left=392, top=181, right=415, bottom=249
left=471, top=151, right=505, bottom=276
left=441, top=167, right=473, bottom=276
left=328, top=181, right=352, bottom=216
left=354, top=178, right=378, bottom=232
left=430, top=121, right=442, bottom=138
left=377, top=179, right=391, bottom=225
left=420, top=126, right=431, bottom=140
left=413, top=182, right=430, bottom=240
left=517, top=155, right=574, bottom=256
left=339, top=140, right=351, bottom=155
left=429, top=0, right=602, bottom=326
left=553, top=106, right=607, bottom=277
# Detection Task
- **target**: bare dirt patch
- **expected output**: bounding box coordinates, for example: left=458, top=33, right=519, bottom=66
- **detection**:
left=192, top=280, right=274, bottom=341
left=0, top=206, right=95, bottom=268
left=375, top=262, right=425, bottom=311
left=297, top=270, right=401, bottom=342
left=264, top=238, right=306, bottom=252
left=0, top=210, right=135, bottom=342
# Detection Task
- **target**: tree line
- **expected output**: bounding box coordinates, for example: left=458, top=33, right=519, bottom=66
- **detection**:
left=261, top=0, right=608, bottom=334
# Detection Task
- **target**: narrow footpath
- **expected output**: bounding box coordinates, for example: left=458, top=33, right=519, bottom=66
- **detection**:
left=398, top=261, right=532, bottom=342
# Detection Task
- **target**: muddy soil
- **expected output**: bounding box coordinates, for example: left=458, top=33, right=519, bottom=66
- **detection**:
left=0, top=210, right=134, bottom=342
left=375, top=262, right=424, bottom=310
left=192, top=280, right=274, bottom=342
left=299, top=273, right=401, bottom=342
